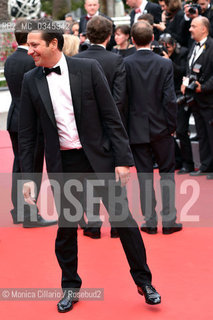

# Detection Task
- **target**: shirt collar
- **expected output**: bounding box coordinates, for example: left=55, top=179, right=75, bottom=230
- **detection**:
left=91, top=44, right=105, bottom=49
left=87, top=11, right=99, bottom=18
left=52, top=53, right=67, bottom=75
left=18, top=45, right=28, bottom=51
left=137, top=47, right=151, bottom=51
left=199, top=37, right=207, bottom=46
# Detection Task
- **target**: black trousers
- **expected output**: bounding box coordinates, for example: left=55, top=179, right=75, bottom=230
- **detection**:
left=176, top=105, right=194, bottom=169
left=55, top=148, right=152, bottom=290
left=192, top=104, right=213, bottom=172
left=9, top=131, right=44, bottom=218
left=131, top=135, right=177, bottom=228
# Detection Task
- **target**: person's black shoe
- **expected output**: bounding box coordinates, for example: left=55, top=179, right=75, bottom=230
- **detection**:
left=83, top=227, right=101, bottom=239
left=57, top=295, right=78, bottom=313
left=23, top=214, right=57, bottom=228
left=206, top=174, right=213, bottom=180
left=177, top=167, right=194, bottom=175
left=140, top=223, right=157, bottom=234
left=110, top=227, right=119, bottom=238
left=162, top=223, right=182, bottom=235
left=190, top=170, right=208, bottom=176
left=137, top=284, right=161, bottom=305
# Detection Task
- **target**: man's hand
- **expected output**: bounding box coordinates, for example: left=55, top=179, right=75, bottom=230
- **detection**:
left=162, top=51, right=169, bottom=59
left=195, top=81, right=202, bottom=93
left=153, top=22, right=166, bottom=31
left=115, top=166, right=130, bottom=187
left=23, top=181, right=36, bottom=205
left=181, top=84, right=186, bottom=95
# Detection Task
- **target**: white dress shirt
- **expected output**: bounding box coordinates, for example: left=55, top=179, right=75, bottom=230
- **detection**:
left=134, top=0, right=148, bottom=23
left=189, top=37, right=207, bottom=68
left=45, top=54, right=82, bottom=150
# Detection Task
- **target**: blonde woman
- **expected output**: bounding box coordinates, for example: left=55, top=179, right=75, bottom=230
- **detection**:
left=62, top=34, right=80, bottom=57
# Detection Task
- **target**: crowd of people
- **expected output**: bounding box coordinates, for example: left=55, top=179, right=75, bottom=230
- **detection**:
left=3, top=0, right=213, bottom=314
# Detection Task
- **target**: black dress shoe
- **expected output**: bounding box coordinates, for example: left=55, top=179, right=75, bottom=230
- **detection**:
left=140, top=223, right=157, bottom=234
left=110, top=227, right=119, bottom=238
left=57, top=295, right=78, bottom=313
left=190, top=170, right=208, bottom=176
left=177, top=167, right=194, bottom=175
left=206, top=174, right=213, bottom=180
left=162, top=223, right=182, bottom=234
left=137, top=284, right=161, bottom=305
left=83, top=227, right=101, bottom=239
left=10, top=210, right=22, bottom=224
left=23, top=214, right=57, bottom=228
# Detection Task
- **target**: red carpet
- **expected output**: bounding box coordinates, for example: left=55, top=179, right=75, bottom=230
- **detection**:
left=0, top=130, right=213, bottom=319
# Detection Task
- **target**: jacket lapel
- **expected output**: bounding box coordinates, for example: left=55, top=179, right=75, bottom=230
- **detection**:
left=66, top=57, right=82, bottom=132
left=35, top=69, right=57, bottom=129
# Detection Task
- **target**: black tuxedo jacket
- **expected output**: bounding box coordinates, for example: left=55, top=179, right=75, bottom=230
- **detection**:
left=79, top=13, right=116, bottom=50
left=124, top=50, right=177, bottom=144
left=186, top=37, right=213, bottom=108
left=4, top=48, right=35, bottom=132
left=19, top=56, right=134, bottom=174
left=130, top=2, right=161, bottom=39
left=75, top=45, right=127, bottom=123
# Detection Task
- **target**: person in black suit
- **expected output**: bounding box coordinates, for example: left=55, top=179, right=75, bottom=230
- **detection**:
left=181, top=0, right=213, bottom=49
left=159, top=33, right=194, bottom=174
left=79, top=0, right=115, bottom=50
left=126, top=0, right=162, bottom=39
left=154, top=0, right=184, bottom=45
left=75, top=15, right=127, bottom=239
left=181, top=16, right=213, bottom=179
left=124, top=21, right=182, bottom=235
left=19, top=19, right=161, bottom=313
left=4, top=19, right=57, bottom=228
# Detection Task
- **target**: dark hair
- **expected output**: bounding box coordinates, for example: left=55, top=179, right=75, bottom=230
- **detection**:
left=164, top=0, right=181, bottom=13
left=29, top=19, right=64, bottom=51
left=115, top=25, right=131, bottom=38
left=159, top=33, right=176, bottom=46
left=138, top=13, right=154, bottom=26
left=131, top=21, right=153, bottom=46
left=14, top=19, right=29, bottom=45
left=86, top=16, right=112, bottom=44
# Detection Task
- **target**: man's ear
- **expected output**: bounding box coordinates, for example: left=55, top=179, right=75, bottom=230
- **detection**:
left=50, top=38, right=58, bottom=50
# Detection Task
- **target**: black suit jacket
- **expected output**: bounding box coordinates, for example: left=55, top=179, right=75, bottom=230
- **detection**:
left=163, top=9, right=184, bottom=45
left=170, top=46, right=188, bottom=93
left=4, top=48, right=35, bottom=132
left=186, top=37, right=213, bottom=108
left=79, top=13, right=116, bottom=50
left=124, top=50, right=177, bottom=144
left=75, top=45, right=127, bottom=123
left=19, top=56, right=134, bottom=174
left=130, top=2, right=161, bottom=39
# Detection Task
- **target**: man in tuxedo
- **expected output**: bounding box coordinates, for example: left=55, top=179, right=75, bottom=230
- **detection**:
left=19, top=19, right=161, bottom=313
left=181, top=16, right=213, bottom=179
left=79, top=0, right=115, bottom=50
left=75, top=15, right=127, bottom=238
left=126, top=0, right=161, bottom=39
left=4, top=19, right=57, bottom=228
left=125, top=21, right=182, bottom=235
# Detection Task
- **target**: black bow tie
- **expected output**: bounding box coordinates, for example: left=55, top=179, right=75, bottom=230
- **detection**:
left=44, top=66, right=61, bottom=76
left=195, top=42, right=201, bottom=47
